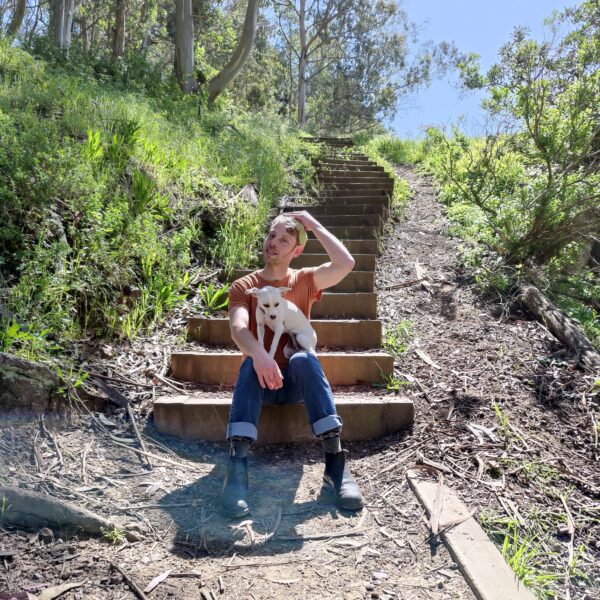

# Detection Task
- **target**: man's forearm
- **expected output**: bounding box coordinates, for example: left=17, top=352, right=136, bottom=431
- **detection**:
left=312, top=223, right=354, bottom=267
left=231, top=326, right=267, bottom=359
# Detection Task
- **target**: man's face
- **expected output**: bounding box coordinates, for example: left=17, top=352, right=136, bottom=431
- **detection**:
left=263, top=221, right=303, bottom=266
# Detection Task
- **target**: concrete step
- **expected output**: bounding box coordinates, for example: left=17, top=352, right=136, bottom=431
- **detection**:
left=305, top=238, right=378, bottom=254
left=188, top=317, right=382, bottom=348
left=319, top=166, right=385, bottom=174
left=314, top=214, right=383, bottom=229
left=154, top=395, right=414, bottom=443
left=318, top=190, right=391, bottom=200
left=292, top=194, right=390, bottom=206
left=292, top=253, right=376, bottom=271
left=320, top=159, right=376, bottom=168
left=170, top=351, right=393, bottom=386
left=308, top=226, right=377, bottom=239
left=320, top=176, right=393, bottom=184
left=233, top=269, right=374, bottom=293
left=279, top=204, right=388, bottom=217
left=314, top=292, right=377, bottom=319
left=322, top=181, right=394, bottom=191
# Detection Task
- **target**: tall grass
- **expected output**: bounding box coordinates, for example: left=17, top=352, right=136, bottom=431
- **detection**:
left=0, top=40, right=315, bottom=347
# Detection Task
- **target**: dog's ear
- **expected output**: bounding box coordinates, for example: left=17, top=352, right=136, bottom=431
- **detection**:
left=278, top=287, right=292, bottom=295
left=245, top=287, right=259, bottom=296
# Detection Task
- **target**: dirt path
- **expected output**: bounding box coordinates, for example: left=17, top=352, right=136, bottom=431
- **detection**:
left=1, top=167, right=598, bottom=600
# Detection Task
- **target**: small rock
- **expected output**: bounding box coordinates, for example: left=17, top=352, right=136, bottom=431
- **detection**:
left=366, top=583, right=375, bottom=591
left=100, top=344, right=114, bottom=358
left=372, top=571, right=388, bottom=581
left=39, top=527, right=54, bottom=544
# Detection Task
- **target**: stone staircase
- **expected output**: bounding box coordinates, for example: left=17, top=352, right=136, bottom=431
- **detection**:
left=153, top=138, right=414, bottom=443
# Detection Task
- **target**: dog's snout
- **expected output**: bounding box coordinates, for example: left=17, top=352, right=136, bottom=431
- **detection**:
left=269, top=315, right=276, bottom=320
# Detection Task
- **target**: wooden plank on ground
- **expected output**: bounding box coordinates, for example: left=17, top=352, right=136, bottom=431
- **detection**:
left=407, top=469, right=536, bottom=600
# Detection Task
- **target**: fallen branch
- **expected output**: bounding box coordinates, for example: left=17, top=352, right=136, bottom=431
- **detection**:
left=0, top=485, right=140, bottom=542
left=519, top=285, right=600, bottom=371
left=111, top=563, right=148, bottom=600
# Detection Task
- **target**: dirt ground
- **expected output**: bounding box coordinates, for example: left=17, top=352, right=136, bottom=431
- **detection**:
left=1, top=167, right=598, bottom=600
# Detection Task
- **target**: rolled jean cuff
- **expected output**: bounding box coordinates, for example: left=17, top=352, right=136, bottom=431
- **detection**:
left=312, top=414, right=343, bottom=437
left=227, top=422, right=258, bottom=442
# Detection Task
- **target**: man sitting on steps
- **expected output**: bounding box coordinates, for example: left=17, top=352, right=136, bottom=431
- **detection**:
left=222, top=211, right=364, bottom=517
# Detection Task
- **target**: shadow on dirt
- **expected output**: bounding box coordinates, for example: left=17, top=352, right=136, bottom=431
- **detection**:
left=147, top=425, right=412, bottom=559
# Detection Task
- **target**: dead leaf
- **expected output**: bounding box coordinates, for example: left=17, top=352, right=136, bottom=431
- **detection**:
left=143, top=569, right=173, bottom=593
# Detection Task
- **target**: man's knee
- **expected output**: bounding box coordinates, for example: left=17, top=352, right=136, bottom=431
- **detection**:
left=288, top=351, right=320, bottom=373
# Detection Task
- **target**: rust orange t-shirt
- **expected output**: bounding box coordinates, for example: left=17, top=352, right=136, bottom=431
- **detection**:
left=228, top=268, right=323, bottom=368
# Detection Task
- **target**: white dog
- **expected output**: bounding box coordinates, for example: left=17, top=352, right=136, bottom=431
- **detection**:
left=246, top=286, right=317, bottom=359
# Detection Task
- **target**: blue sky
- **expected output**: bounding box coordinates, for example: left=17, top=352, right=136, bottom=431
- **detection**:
left=393, top=0, right=580, bottom=138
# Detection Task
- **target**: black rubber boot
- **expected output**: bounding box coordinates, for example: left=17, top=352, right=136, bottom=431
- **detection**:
left=221, top=439, right=250, bottom=518
left=322, top=450, right=364, bottom=511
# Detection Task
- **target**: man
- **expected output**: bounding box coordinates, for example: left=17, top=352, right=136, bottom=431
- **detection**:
left=222, top=211, right=364, bottom=517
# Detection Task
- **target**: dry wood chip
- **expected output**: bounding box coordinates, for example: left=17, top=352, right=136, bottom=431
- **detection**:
left=264, top=577, right=300, bottom=585
left=38, top=581, right=86, bottom=600
left=414, top=348, right=441, bottom=370
left=143, top=569, right=172, bottom=593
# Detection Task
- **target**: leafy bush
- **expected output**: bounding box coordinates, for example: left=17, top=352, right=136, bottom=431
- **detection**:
left=0, top=41, right=314, bottom=344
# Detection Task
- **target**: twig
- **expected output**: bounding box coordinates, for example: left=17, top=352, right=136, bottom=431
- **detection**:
left=126, top=403, right=153, bottom=470
left=81, top=441, right=93, bottom=484
left=111, top=563, right=149, bottom=600
left=110, top=441, right=204, bottom=472
left=561, top=496, right=575, bottom=600
left=381, top=277, right=427, bottom=291
left=223, top=557, right=311, bottom=570
left=120, top=502, right=197, bottom=511
left=147, top=370, right=189, bottom=395
left=430, top=474, right=444, bottom=536
left=89, top=371, right=154, bottom=389
left=276, top=529, right=368, bottom=542
left=40, top=414, right=63, bottom=472
left=264, top=506, right=283, bottom=542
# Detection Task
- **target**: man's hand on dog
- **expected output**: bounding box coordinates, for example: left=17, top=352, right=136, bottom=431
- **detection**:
left=253, top=350, right=283, bottom=390
left=286, top=210, right=320, bottom=232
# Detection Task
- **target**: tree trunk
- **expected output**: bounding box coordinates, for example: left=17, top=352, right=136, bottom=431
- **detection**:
left=519, top=285, right=600, bottom=372
left=64, top=0, right=75, bottom=48
left=296, top=0, right=307, bottom=126
left=175, top=0, right=197, bottom=93
left=7, top=0, right=27, bottom=37
left=207, top=0, right=259, bottom=104
left=139, top=0, right=153, bottom=52
left=80, top=14, right=89, bottom=53
left=112, top=0, right=126, bottom=60
left=50, top=0, right=66, bottom=48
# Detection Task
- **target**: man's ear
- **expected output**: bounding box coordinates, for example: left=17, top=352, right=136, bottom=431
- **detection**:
left=245, top=287, right=259, bottom=296
left=293, top=244, right=304, bottom=258
left=278, top=287, right=292, bottom=295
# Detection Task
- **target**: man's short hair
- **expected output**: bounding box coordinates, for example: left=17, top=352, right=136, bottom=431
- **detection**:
left=269, top=215, right=307, bottom=246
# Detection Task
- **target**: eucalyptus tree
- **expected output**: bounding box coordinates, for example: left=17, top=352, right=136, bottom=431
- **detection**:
left=273, top=0, right=353, bottom=125
left=207, top=0, right=260, bottom=104
left=175, top=0, right=197, bottom=92
left=6, top=0, right=27, bottom=37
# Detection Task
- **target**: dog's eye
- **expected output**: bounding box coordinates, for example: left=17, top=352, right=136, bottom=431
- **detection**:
left=274, top=303, right=279, bottom=307
left=264, top=303, right=270, bottom=308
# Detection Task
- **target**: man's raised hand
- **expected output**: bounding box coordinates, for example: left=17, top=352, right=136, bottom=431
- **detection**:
left=286, top=210, right=321, bottom=232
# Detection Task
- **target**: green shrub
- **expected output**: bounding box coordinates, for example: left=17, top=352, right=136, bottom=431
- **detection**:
left=0, top=41, right=314, bottom=345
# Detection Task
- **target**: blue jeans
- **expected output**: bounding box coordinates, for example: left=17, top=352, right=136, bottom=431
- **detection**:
left=226, top=352, right=342, bottom=441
